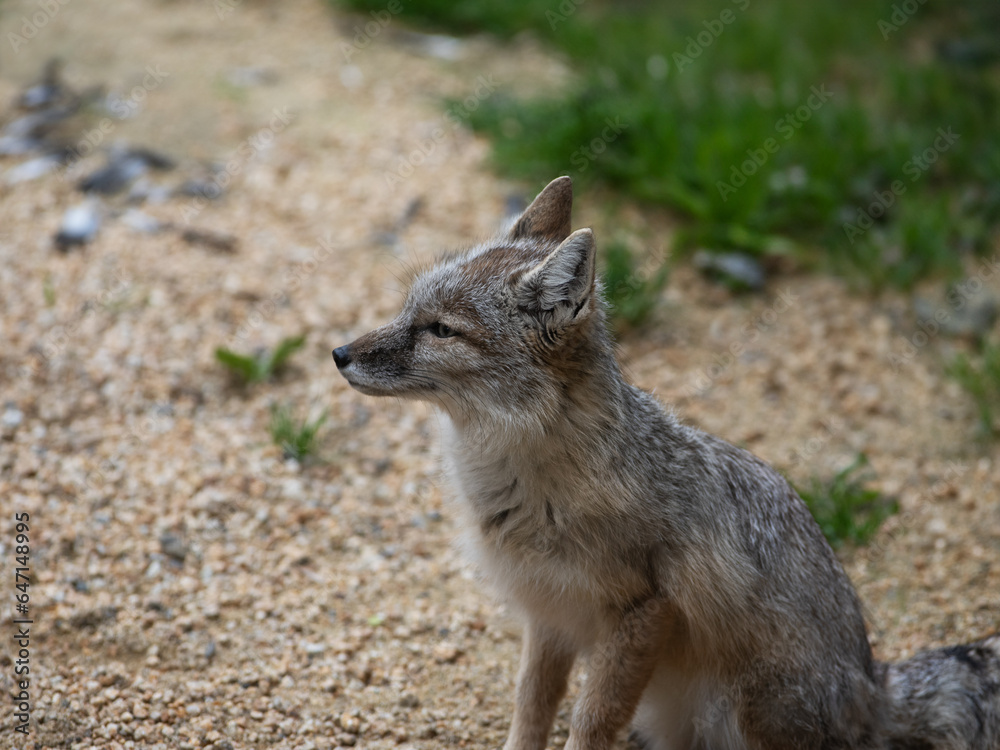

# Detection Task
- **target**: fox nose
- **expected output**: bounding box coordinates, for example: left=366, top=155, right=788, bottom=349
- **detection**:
left=332, top=345, right=352, bottom=369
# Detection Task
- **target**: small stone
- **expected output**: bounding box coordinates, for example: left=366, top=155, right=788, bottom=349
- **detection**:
left=175, top=176, right=223, bottom=200
left=914, top=294, right=998, bottom=340
left=338, top=712, right=360, bottom=733
left=226, top=66, right=279, bottom=88
left=926, top=518, right=949, bottom=537
left=398, top=693, right=420, bottom=708
left=1, top=404, right=24, bottom=432
left=159, top=532, right=189, bottom=563
left=180, top=227, right=238, bottom=253
left=399, top=30, right=465, bottom=60
left=282, top=478, right=305, bottom=500
left=79, top=155, right=147, bottom=195
left=54, top=199, right=102, bottom=251
left=693, top=250, right=766, bottom=291
left=4, top=154, right=60, bottom=185
left=78, top=146, right=174, bottom=195
left=432, top=643, right=463, bottom=664
left=122, top=208, right=167, bottom=234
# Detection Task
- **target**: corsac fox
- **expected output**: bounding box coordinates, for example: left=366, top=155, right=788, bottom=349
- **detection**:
left=333, top=177, right=1000, bottom=750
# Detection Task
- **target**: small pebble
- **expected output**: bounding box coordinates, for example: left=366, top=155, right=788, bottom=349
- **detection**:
left=181, top=227, right=238, bottom=253
left=159, top=532, right=189, bottom=563
left=4, top=154, right=61, bottom=185
left=54, top=199, right=102, bottom=250
left=2, top=404, right=24, bottom=429
left=122, top=208, right=167, bottom=234
left=693, top=249, right=766, bottom=291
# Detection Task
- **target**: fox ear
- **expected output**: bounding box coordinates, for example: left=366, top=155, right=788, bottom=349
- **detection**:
left=509, top=176, right=573, bottom=242
left=515, top=228, right=596, bottom=327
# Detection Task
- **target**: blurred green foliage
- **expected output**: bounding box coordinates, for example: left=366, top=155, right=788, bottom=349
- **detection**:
left=796, top=454, right=898, bottom=548
left=215, top=335, right=306, bottom=385
left=602, top=240, right=670, bottom=329
left=948, top=342, right=1000, bottom=436
left=339, top=0, right=1000, bottom=289
left=269, top=404, right=328, bottom=462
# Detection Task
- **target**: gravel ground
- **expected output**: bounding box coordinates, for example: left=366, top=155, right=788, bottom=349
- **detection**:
left=1, top=2, right=998, bottom=749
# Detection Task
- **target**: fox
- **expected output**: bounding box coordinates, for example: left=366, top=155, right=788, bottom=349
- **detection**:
left=333, top=176, right=1000, bottom=750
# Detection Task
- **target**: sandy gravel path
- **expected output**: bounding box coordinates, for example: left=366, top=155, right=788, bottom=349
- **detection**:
left=1, top=2, right=998, bottom=749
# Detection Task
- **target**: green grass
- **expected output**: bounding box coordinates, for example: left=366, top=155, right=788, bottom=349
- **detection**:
left=948, top=342, right=1000, bottom=436
left=341, top=0, right=559, bottom=37
left=215, top=335, right=306, bottom=385
left=338, top=0, right=1000, bottom=290
left=796, top=454, right=898, bottom=548
left=269, top=404, right=328, bottom=462
left=43, top=274, right=55, bottom=307
left=602, top=239, right=670, bottom=330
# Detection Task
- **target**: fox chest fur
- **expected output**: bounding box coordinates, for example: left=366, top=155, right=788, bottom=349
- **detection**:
left=441, top=416, right=666, bottom=647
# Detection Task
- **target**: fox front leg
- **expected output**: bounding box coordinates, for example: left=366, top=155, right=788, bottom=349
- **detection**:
left=565, top=597, right=672, bottom=750
left=503, top=622, right=576, bottom=750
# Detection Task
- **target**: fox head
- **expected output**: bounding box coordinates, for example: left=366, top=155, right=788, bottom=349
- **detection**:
left=333, top=177, right=616, bottom=433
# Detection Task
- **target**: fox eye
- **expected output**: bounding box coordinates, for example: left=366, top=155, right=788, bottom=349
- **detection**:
left=428, top=321, right=459, bottom=339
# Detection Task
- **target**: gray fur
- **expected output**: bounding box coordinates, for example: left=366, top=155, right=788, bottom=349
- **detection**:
left=334, top=177, right=1000, bottom=750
